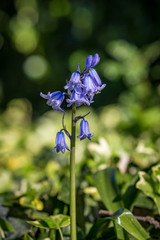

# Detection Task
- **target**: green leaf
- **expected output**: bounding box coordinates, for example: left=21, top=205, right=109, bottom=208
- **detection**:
left=113, top=209, right=150, bottom=240
left=0, top=217, right=15, bottom=232
left=136, top=170, right=160, bottom=214
left=19, top=196, right=44, bottom=210
left=87, top=209, right=150, bottom=240
left=152, top=164, right=160, bottom=183
left=122, top=175, right=139, bottom=210
left=23, top=234, right=34, bottom=240
left=86, top=217, right=111, bottom=240
left=93, top=168, right=124, bottom=211
left=28, top=214, right=70, bottom=230
left=93, top=168, right=127, bottom=239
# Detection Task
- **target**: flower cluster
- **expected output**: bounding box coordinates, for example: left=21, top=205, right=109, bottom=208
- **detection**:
left=40, top=53, right=106, bottom=153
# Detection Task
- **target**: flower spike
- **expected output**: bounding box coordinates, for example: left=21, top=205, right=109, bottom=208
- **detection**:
left=40, top=52, right=106, bottom=153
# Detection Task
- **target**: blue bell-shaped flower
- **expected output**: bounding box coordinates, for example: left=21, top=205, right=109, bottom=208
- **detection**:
left=66, top=89, right=91, bottom=107
left=64, top=71, right=84, bottom=91
left=89, top=68, right=106, bottom=92
left=40, top=91, right=65, bottom=112
left=77, top=119, right=94, bottom=141
left=53, top=131, right=71, bottom=154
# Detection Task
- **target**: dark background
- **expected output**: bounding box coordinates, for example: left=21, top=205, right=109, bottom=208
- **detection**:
left=0, top=0, right=160, bottom=116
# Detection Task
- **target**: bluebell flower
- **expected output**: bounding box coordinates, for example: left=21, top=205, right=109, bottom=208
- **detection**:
left=66, top=89, right=91, bottom=107
left=64, top=72, right=84, bottom=91
left=83, top=74, right=97, bottom=100
left=77, top=119, right=94, bottom=141
left=85, top=55, right=93, bottom=69
left=85, top=53, right=100, bottom=71
left=91, top=53, right=100, bottom=67
left=40, top=91, right=65, bottom=112
left=89, top=68, right=106, bottom=92
left=53, top=131, right=71, bottom=154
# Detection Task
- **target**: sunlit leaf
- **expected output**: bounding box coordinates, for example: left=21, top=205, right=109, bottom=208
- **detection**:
left=113, top=209, right=150, bottom=240
left=28, top=214, right=70, bottom=230
left=19, top=196, right=44, bottom=210
left=136, top=168, right=160, bottom=214
left=87, top=209, right=150, bottom=240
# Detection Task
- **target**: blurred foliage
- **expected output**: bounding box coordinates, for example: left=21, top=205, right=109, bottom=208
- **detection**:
left=0, top=0, right=160, bottom=239
left=0, top=0, right=160, bottom=112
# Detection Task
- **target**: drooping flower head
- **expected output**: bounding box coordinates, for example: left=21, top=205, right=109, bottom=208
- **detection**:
left=40, top=91, right=65, bottom=112
left=53, top=131, right=71, bottom=154
left=77, top=119, right=94, bottom=141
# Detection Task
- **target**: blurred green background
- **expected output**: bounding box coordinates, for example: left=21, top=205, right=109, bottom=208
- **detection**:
left=0, top=0, right=160, bottom=239
left=0, top=0, right=160, bottom=113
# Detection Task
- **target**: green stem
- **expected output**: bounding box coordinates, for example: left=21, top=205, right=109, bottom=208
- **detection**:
left=70, top=103, right=77, bottom=240
left=58, top=228, right=63, bottom=240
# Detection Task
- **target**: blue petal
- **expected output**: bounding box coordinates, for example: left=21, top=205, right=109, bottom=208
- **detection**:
left=61, top=132, right=70, bottom=151
left=66, top=90, right=90, bottom=107
left=40, top=92, right=51, bottom=99
left=52, top=146, right=57, bottom=152
left=77, top=119, right=94, bottom=141
left=83, top=74, right=98, bottom=92
left=85, top=55, right=93, bottom=69
left=70, top=72, right=81, bottom=84
left=53, top=131, right=70, bottom=153
left=89, top=68, right=102, bottom=86
left=91, top=53, right=100, bottom=67
left=84, top=120, right=90, bottom=135
left=40, top=91, right=65, bottom=112
left=61, top=148, right=65, bottom=154
left=56, top=132, right=62, bottom=145
left=64, top=72, right=82, bottom=91
left=51, top=91, right=64, bottom=100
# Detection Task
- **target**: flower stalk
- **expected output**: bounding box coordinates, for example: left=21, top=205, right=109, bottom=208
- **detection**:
left=70, top=103, right=77, bottom=240
left=40, top=53, right=106, bottom=239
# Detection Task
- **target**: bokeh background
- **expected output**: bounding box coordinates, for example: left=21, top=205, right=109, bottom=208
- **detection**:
left=0, top=0, right=160, bottom=239
left=1, top=0, right=160, bottom=112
